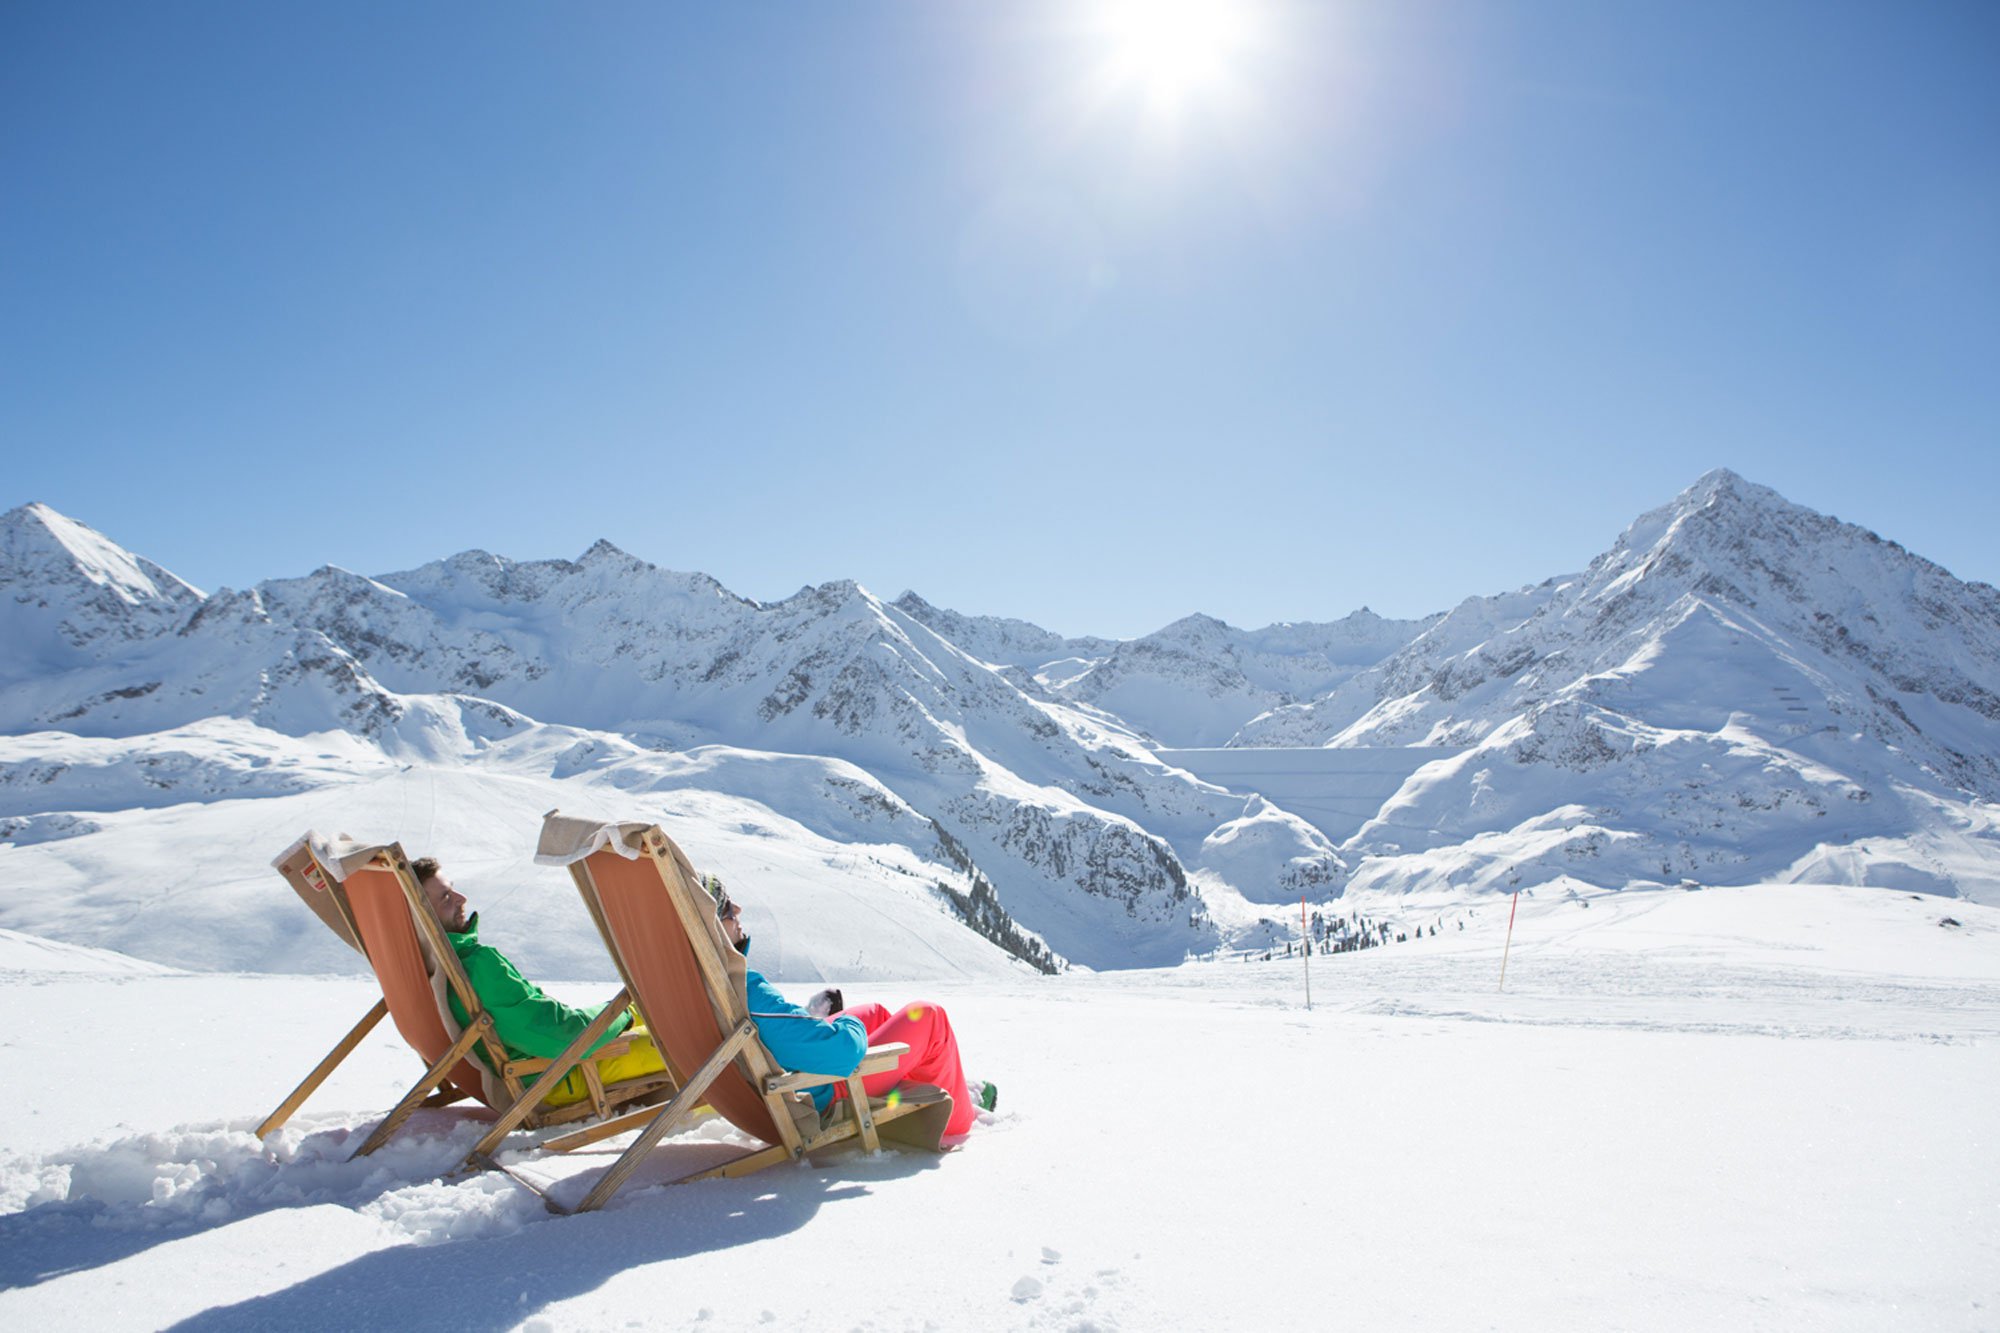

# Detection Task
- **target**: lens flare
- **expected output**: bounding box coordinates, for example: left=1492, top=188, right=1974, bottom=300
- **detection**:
left=1097, top=0, right=1260, bottom=111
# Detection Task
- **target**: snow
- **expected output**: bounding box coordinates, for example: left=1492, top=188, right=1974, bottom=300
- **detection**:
left=0, top=725, right=1041, bottom=981
left=5, top=503, right=204, bottom=609
left=1041, top=609, right=1433, bottom=749
left=2, top=884, right=1995, bottom=1331
left=6, top=475, right=2000, bottom=1324
left=1158, top=745, right=1467, bottom=844
left=8, top=473, right=2000, bottom=977
left=0, top=928, right=179, bottom=975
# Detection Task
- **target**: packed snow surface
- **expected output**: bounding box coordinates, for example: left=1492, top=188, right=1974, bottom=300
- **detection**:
left=2, top=883, right=1995, bottom=1331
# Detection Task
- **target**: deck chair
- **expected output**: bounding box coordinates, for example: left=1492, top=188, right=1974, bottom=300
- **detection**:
left=257, top=832, right=679, bottom=1160
left=521, top=811, right=954, bottom=1213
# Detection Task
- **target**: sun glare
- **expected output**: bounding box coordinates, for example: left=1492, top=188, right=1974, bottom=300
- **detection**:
left=1096, top=0, right=1260, bottom=112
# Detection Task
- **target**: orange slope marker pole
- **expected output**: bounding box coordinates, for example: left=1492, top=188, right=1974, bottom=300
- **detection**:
left=1498, top=890, right=1521, bottom=992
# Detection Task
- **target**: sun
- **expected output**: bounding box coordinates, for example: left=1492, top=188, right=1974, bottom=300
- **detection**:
left=1095, top=0, right=1261, bottom=113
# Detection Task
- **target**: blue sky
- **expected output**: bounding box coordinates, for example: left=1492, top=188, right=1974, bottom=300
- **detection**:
left=4, top=1, right=1994, bottom=638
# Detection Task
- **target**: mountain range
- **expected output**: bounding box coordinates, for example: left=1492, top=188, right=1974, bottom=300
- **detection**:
left=2, top=469, right=1996, bottom=978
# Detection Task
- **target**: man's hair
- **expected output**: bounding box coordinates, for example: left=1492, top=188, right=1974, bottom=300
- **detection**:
left=411, top=856, right=440, bottom=886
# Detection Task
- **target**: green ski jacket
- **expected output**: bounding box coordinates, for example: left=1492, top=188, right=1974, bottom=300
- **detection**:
left=443, top=913, right=633, bottom=1070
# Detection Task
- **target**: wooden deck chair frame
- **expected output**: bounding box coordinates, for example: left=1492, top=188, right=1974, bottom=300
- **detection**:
left=526, top=811, right=953, bottom=1215
left=258, top=832, right=679, bottom=1162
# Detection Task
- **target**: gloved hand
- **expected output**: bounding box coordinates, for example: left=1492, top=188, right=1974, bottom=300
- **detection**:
left=807, top=987, right=844, bottom=1017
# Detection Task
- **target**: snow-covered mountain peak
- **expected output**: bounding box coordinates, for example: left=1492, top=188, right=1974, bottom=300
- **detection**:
left=1046, top=605, right=1438, bottom=748
left=753, top=580, right=895, bottom=648
left=9, top=475, right=1997, bottom=977
left=2, top=503, right=205, bottom=609
left=265, top=564, right=411, bottom=604
left=1576, top=467, right=1997, bottom=650
left=892, top=591, right=945, bottom=621
left=889, top=594, right=1118, bottom=672
left=576, top=537, right=655, bottom=576
left=1153, top=612, right=1236, bottom=646
left=789, top=577, right=865, bottom=604
left=376, top=543, right=744, bottom=621
left=0, top=504, right=207, bottom=674
left=1599, top=468, right=1806, bottom=579
left=1686, top=464, right=1753, bottom=500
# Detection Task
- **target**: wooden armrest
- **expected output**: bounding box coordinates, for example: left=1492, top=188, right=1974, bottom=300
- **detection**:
left=760, top=1042, right=910, bottom=1096
left=857, top=1042, right=909, bottom=1076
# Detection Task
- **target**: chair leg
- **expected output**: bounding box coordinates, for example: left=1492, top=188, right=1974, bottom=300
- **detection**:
left=845, top=1071, right=882, bottom=1153
left=677, top=1142, right=791, bottom=1186
left=457, top=994, right=633, bottom=1169
left=571, top=1021, right=754, bottom=1215
left=257, top=998, right=388, bottom=1138
left=349, top=1018, right=490, bottom=1160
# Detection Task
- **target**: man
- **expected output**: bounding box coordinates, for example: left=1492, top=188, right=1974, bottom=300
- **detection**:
left=711, top=880, right=997, bottom=1141
left=412, top=857, right=668, bottom=1107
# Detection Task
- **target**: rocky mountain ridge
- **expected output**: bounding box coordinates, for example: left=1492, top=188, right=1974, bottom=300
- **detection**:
left=1236, top=470, right=2000, bottom=898
left=4, top=469, right=1998, bottom=979
left=0, top=503, right=1349, bottom=969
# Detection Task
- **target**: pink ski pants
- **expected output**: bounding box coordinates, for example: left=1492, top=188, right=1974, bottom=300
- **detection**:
left=833, top=999, right=977, bottom=1137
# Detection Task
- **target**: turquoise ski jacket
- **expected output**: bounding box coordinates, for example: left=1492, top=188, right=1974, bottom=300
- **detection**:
left=744, top=964, right=867, bottom=1113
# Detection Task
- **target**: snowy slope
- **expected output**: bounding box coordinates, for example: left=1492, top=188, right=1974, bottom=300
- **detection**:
left=0, top=926, right=180, bottom=975
left=1, top=885, right=1995, bottom=1330
left=0, top=721, right=1049, bottom=980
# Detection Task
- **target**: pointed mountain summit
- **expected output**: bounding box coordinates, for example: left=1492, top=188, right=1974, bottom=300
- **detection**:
left=1225, top=470, right=2000, bottom=900
left=1244, top=469, right=2000, bottom=756
left=0, top=503, right=206, bottom=676
left=0, top=503, right=205, bottom=605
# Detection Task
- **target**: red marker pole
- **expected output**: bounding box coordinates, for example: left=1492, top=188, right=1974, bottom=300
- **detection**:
left=1301, top=894, right=1311, bottom=1011
left=1498, top=890, right=1520, bottom=992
